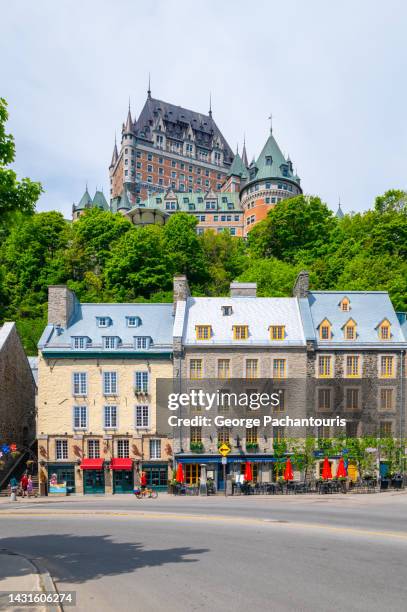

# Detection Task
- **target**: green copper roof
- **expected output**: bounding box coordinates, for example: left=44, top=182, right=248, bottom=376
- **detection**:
left=253, top=130, right=300, bottom=185
left=228, top=152, right=248, bottom=179
left=131, top=190, right=242, bottom=214
left=92, top=190, right=109, bottom=211
left=75, top=188, right=92, bottom=211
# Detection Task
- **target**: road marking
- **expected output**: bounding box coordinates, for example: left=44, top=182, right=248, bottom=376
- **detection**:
left=1, top=510, right=407, bottom=541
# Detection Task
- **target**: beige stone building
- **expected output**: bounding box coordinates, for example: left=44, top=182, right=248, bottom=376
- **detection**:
left=37, top=286, right=174, bottom=494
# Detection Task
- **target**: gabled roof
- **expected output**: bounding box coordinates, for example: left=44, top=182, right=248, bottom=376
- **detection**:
left=133, top=96, right=234, bottom=165
left=228, top=152, right=248, bottom=179
left=92, top=190, right=109, bottom=211
left=253, top=129, right=300, bottom=185
left=130, top=190, right=242, bottom=214
left=74, top=188, right=92, bottom=211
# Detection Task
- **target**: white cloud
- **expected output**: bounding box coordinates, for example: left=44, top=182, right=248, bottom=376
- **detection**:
left=1, top=0, right=406, bottom=218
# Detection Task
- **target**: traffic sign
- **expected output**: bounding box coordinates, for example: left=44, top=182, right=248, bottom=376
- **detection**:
left=219, top=443, right=231, bottom=457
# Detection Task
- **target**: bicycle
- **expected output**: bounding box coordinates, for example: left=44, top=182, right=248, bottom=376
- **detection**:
left=134, top=487, right=158, bottom=499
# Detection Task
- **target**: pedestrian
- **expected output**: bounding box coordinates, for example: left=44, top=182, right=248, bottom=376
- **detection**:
left=140, top=470, right=147, bottom=491
left=20, top=473, right=28, bottom=497
left=27, top=475, right=34, bottom=497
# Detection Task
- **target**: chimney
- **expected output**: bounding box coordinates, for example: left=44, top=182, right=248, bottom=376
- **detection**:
left=173, top=275, right=190, bottom=314
left=292, top=270, right=309, bottom=299
left=48, top=285, right=77, bottom=328
left=230, top=282, right=257, bottom=297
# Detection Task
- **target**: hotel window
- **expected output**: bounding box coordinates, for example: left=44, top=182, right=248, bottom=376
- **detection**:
left=147, top=164, right=152, bottom=172
left=318, top=388, right=331, bottom=411
left=344, top=320, right=356, bottom=340
left=147, top=153, right=153, bottom=161
left=233, top=325, right=248, bottom=340
left=318, top=356, right=332, bottom=378
left=72, top=336, right=88, bottom=350
left=380, top=356, right=394, bottom=378
left=380, top=421, right=392, bottom=437
left=56, top=439, right=68, bottom=460
left=87, top=439, right=100, bottom=459
left=117, top=439, right=129, bottom=458
left=104, top=405, right=117, bottom=429
left=103, top=336, right=118, bottom=350
left=73, top=405, right=87, bottom=429
left=246, top=427, right=258, bottom=444
left=190, top=359, right=203, bottom=379
left=97, top=317, right=110, bottom=327
left=346, top=355, right=360, bottom=377
left=380, top=388, right=394, bottom=411
left=273, top=359, right=286, bottom=379
left=73, top=372, right=87, bottom=396
left=317, top=425, right=330, bottom=439
left=319, top=320, right=331, bottom=340
left=103, top=371, right=118, bottom=395
left=378, top=320, right=391, bottom=340
left=340, top=297, right=350, bottom=312
left=246, top=359, right=258, bottom=379
left=217, top=427, right=230, bottom=444
left=346, top=422, right=358, bottom=438
left=135, top=405, right=149, bottom=428
left=150, top=439, right=161, bottom=459
left=191, top=426, right=202, bottom=443
left=135, top=371, right=149, bottom=393
left=346, top=388, right=360, bottom=411
left=270, top=325, right=285, bottom=341
left=218, top=359, right=230, bottom=379
left=196, top=325, right=211, bottom=340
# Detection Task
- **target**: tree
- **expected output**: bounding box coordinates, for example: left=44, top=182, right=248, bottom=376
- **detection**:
left=0, top=98, right=42, bottom=219
left=237, top=258, right=304, bottom=296
left=163, top=213, right=209, bottom=285
left=247, top=195, right=335, bottom=261
left=200, top=229, right=247, bottom=294
left=375, top=189, right=407, bottom=214
left=104, top=225, right=171, bottom=299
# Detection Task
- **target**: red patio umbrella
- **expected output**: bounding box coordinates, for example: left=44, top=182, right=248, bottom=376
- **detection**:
left=244, top=462, right=253, bottom=482
left=175, top=463, right=185, bottom=484
left=284, top=458, right=294, bottom=481
left=321, top=457, right=332, bottom=480
left=336, top=457, right=347, bottom=478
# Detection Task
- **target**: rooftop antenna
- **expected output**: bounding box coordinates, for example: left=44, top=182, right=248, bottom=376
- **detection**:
left=268, top=113, right=273, bottom=133
left=147, top=73, right=151, bottom=99
left=209, top=92, right=212, bottom=118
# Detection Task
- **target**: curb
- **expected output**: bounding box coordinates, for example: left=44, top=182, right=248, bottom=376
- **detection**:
left=0, top=549, right=61, bottom=612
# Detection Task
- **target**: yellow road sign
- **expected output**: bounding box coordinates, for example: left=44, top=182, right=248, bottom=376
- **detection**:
left=219, top=443, right=231, bottom=457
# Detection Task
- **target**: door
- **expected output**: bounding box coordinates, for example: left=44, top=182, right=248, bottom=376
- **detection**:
left=113, top=470, right=133, bottom=493
left=84, top=470, right=105, bottom=494
left=47, top=465, right=75, bottom=494
left=145, top=465, right=168, bottom=491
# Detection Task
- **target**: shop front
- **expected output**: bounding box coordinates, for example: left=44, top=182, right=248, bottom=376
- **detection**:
left=80, top=459, right=105, bottom=494
left=47, top=463, right=76, bottom=494
left=143, top=463, right=169, bottom=491
left=111, top=458, right=134, bottom=493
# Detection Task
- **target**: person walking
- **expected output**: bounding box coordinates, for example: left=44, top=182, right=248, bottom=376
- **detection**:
left=27, top=475, right=34, bottom=497
left=20, top=473, right=28, bottom=497
left=140, top=471, right=147, bottom=491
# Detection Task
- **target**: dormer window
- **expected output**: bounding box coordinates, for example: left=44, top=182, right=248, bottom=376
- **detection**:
left=265, top=156, right=272, bottom=165
left=103, top=336, right=120, bottom=350
left=221, top=306, right=233, bottom=316
left=97, top=317, right=111, bottom=328
left=343, top=319, right=357, bottom=341
left=196, top=325, right=212, bottom=340
left=127, top=316, right=141, bottom=328
left=319, top=319, right=332, bottom=340
left=339, top=297, right=350, bottom=312
left=72, top=336, right=90, bottom=350
left=233, top=325, right=248, bottom=340
left=378, top=319, right=391, bottom=340
left=134, top=336, right=151, bottom=350
left=269, top=325, right=285, bottom=341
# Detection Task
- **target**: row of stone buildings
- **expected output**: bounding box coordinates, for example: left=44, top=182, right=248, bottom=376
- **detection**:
left=35, top=272, right=407, bottom=493
left=73, top=89, right=310, bottom=236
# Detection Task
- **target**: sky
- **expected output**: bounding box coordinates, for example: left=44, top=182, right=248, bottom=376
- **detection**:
left=1, top=0, right=407, bottom=218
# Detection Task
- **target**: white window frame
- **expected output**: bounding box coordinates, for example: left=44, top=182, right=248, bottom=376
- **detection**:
left=104, top=405, right=118, bottom=429
left=135, top=405, right=150, bottom=428
left=73, top=405, right=87, bottom=430
left=72, top=372, right=87, bottom=396
left=117, top=439, right=130, bottom=458
left=134, top=336, right=151, bottom=350
left=135, top=371, right=149, bottom=393
left=55, top=439, right=68, bottom=460
left=103, top=336, right=118, bottom=350
left=97, top=317, right=110, bottom=328
left=87, top=439, right=100, bottom=459
left=149, top=439, right=161, bottom=459
left=103, top=371, right=118, bottom=395
left=72, top=336, right=88, bottom=350
left=127, top=316, right=140, bottom=328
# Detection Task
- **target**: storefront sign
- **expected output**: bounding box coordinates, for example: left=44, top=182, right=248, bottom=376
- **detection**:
left=49, top=482, right=67, bottom=495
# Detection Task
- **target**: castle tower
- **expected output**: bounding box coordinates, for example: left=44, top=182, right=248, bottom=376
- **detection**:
left=240, top=124, right=302, bottom=236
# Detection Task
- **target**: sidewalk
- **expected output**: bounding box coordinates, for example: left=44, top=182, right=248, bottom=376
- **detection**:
left=0, top=549, right=41, bottom=611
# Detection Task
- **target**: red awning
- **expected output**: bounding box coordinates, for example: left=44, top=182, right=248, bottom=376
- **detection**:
left=80, top=459, right=104, bottom=470
left=111, top=458, right=133, bottom=471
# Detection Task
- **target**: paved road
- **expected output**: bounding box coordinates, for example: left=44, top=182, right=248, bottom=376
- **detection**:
left=0, top=494, right=406, bottom=612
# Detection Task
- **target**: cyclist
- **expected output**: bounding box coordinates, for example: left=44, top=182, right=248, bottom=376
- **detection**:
left=140, top=470, right=147, bottom=491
